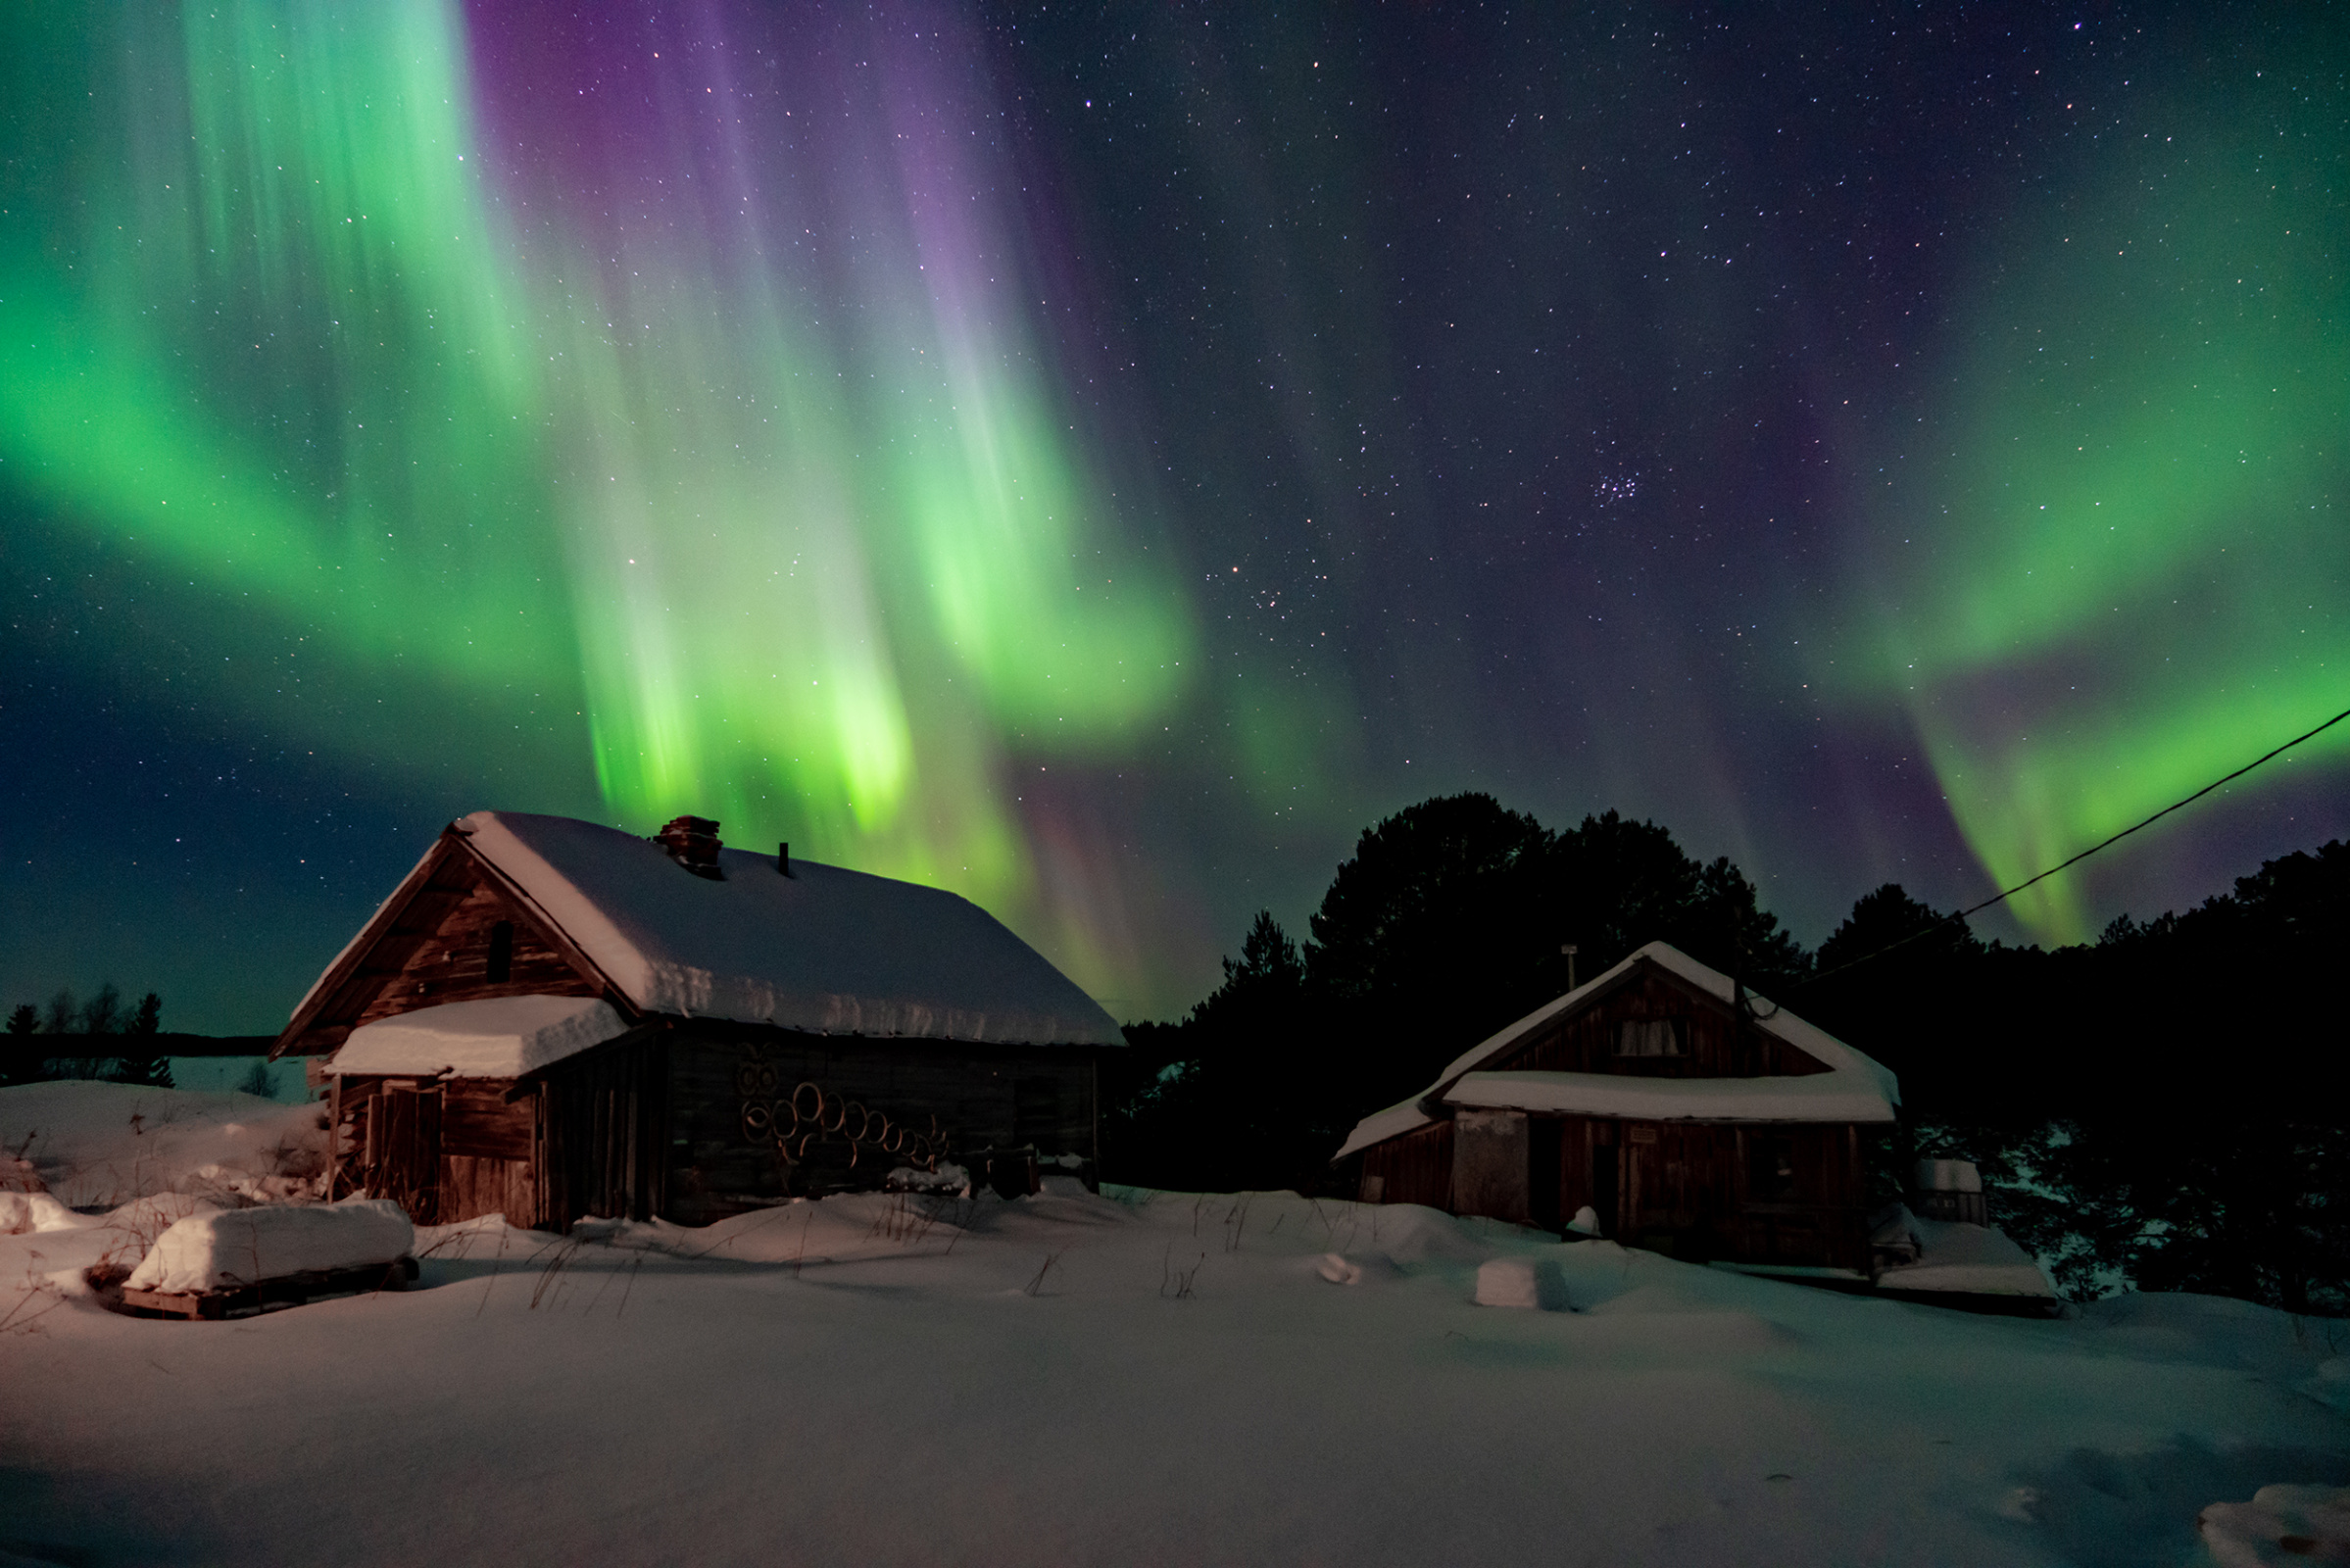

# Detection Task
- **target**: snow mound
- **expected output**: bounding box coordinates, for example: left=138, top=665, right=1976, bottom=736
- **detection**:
left=2303, top=1359, right=2350, bottom=1415
left=0, top=1081, right=324, bottom=1207
left=0, top=1191, right=77, bottom=1235
left=1475, top=1255, right=1571, bottom=1310
left=1875, top=1215, right=2054, bottom=1298
left=124, top=1199, right=413, bottom=1295
left=2199, top=1483, right=2350, bottom=1567
left=1361, top=1203, right=1494, bottom=1267
left=885, top=1161, right=969, bottom=1195
left=2076, top=1291, right=2338, bottom=1380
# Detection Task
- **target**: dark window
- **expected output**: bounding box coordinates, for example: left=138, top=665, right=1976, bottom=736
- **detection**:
left=1748, top=1133, right=1796, bottom=1200
left=486, top=920, right=514, bottom=984
left=1615, top=1017, right=1686, bottom=1057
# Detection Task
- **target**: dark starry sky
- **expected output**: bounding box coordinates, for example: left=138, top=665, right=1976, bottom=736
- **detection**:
left=4, top=2, right=2344, bottom=1030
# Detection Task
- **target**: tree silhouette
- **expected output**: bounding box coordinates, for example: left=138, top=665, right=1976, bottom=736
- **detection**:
left=113, top=991, right=173, bottom=1089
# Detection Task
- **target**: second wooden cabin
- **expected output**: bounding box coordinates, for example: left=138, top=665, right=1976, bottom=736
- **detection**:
left=1334, top=942, right=1900, bottom=1276
left=271, top=810, right=1125, bottom=1230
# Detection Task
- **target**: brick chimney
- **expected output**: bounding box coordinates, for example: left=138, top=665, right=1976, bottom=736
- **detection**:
left=657, top=815, right=725, bottom=879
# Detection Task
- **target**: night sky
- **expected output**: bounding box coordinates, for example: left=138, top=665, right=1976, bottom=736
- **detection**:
left=4, top=2, right=2345, bottom=1034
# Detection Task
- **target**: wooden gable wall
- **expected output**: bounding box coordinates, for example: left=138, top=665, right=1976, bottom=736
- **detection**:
left=1486, top=962, right=1831, bottom=1079
left=349, top=873, right=595, bottom=1028
left=277, top=835, right=604, bottom=1057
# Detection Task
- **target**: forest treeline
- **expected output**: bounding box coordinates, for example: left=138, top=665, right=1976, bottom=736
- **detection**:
left=1102, top=793, right=2349, bottom=1315
left=0, top=982, right=174, bottom=1089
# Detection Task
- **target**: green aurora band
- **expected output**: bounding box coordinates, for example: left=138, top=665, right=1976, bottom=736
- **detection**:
left=0, top=2, right=1194, bottom=992
left=1849, top=87, right=2350, bottom=940
left=7, top=5, right=2344, bottom=1001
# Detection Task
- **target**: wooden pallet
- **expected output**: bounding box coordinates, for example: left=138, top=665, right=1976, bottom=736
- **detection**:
left=119, top=1255, right=419, bottom=1320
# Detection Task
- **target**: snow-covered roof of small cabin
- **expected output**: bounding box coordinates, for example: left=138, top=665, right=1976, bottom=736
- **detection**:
left=444, top=811, right=1124, bottom=1047
left=1333, top=941, right=1899, bottom=1159
left=1445, top=1068, right=1898, bottom=1125
left=330, top=997, right=630, bottom=1080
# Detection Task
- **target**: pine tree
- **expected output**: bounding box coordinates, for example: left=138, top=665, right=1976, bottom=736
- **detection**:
left=113, top=991, right=172, bottom=1089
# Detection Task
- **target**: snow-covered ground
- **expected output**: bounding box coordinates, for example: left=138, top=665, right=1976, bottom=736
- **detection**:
left=3, top=1082, right=2344, bottom=1567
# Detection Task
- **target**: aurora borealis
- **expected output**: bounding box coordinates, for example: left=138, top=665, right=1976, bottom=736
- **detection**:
left=5, top=3, right=2345, bottom=1030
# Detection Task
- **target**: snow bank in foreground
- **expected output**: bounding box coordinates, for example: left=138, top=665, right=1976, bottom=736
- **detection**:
left=3, top=1089, right=2344, bottom=1568
left=0, top=1081, right=324, bottom=1208
left=2199, top=1483, right=2350, bottom=1566
left=123, top=1200, right=413, bottom=1295
left=0, top=1192, right=78, bottom=1235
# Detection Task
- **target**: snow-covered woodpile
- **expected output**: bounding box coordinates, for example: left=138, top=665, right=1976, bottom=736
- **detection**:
left=274, top=811, right=1125, bottom=1230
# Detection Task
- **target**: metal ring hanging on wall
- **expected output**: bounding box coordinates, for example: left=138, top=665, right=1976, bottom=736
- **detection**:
left=735, top=1054, right=946, bottom=1173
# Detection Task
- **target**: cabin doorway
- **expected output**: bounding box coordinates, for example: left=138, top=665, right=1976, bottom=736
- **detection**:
left=372, top=1081, right=443, bottom=1223
left=1528, top=1117, right=1562, bottom=1232
left=1591, top=1138, right=1620, bottom=1237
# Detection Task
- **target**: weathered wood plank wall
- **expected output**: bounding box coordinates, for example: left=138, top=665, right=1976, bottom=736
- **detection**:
left=665, top=1031, right=1097, bottom=1223
left=335, top=1030, right=1102, bottom=1231
left=352, top=876, right=597, bottom=1031
left=1360, top=1120, right=1453, bottom=1208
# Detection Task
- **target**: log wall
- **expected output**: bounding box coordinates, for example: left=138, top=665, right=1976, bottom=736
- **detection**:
left=1546, top=1114, right=1869, bottom=1269
left=351, top=875, right=597, bottom=1030
left=281, top=839, right=602, bottom=1058
left=335, top=1026, right=1103, bottom=1232
left=1359, top=1119, right=1453, bottom=1208
left=663, top=1029, right=1098, bottom=1224
left=333, top=1074, right=541, bottom=1228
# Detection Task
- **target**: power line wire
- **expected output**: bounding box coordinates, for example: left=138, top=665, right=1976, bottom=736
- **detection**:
left=1801, top=702, right=2350, bottom=991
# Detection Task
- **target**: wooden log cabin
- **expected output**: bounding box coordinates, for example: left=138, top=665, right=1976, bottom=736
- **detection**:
left=1333, top=942, right=1900, bottom=1276
left=270, top=811, right=1124, bottom=1231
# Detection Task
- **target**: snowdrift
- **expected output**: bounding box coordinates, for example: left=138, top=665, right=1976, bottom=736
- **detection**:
left=3, top=1081, right=2343, bottom=1567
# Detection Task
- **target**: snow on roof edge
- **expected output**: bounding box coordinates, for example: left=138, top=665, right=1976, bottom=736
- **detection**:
left=329, top=996, right=631, bottom=1080
left=1444, top=1068, right=1896, bottom=1124
left=1333, top=1094, right=1437, bottom=1162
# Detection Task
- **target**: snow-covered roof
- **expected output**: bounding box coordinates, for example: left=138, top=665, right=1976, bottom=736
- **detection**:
left=330, top=997, right=631, bottom=1080
left=1334, top=941, right=1900, bottom=1159
left=447, top=811, right=1124, bottom=1047
left=1444, top=1068, right=1898, bottom=1125
left=1335, top=1094, right=1438, bottom=1160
